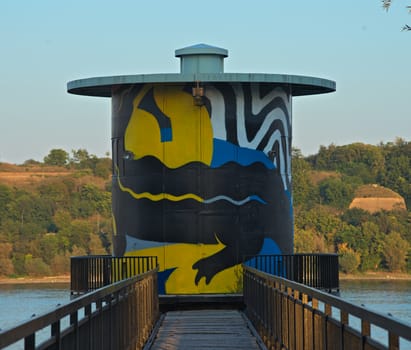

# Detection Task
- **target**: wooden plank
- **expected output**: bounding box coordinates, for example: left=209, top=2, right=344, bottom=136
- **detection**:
left=326, top=318, right=342, bottom=350
left=150, top=310, right=262, bottom=349
left=343, top=327, right=362, bottom=350
left=294, top=302, right=303, bottom=350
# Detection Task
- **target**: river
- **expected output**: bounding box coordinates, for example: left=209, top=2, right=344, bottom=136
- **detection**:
left=340, top=279, right=411, bottom=349
left=0, top=283, right=71, bottom=350
left=0, top=280, right=410, bottom=349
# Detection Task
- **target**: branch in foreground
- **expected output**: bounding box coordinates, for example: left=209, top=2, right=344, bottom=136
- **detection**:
left=382, top=0, right=392, bottom=11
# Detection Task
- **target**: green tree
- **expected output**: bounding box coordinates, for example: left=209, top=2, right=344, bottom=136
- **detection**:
left=338, top=243, right=361, bottom=274
left=70, top=184, right=111, bottom=218
left=0, top=242, right=14, bottom=276
left=0, top=147, right=116, bottom=276
left=37, top=180, right=71, bottom=209
left=39, top=234, right=59, bottom=265
left=318, top=177, right=355, bottom=209
left=359, top=222, right=385, bottom=271
left=341, top=208, right=371, bottom=226
left=53, top=209, right=72, bottom=227
left=308, top=143, right=384, bottom=183
left=295, top=206, right=344, bottom=250
left=88, top=232, right=108, bottom=255
left=50, top=253, right=71, bottom=275
left=294, top=228, right=327, bottom=253
left=0, top=184, right=12, bottom=225
left=94, top=157, right=111, bottom=178
left=12, top=253, right=26, bottom=275
left=23, top=159, right=41, bottom=166
left=24, top=254, right=51, bottom=276
left=9, top=193, right=53, bottom=235
left=378, top=146, right=411, bottom=207
left=44, top=149, right=69, bottom=166
left=292, top=149, right=317, bottom=208
left=71, top=149, right=91, bottom=166
left=382, top=231, right=410, bottom=271
left=70, top=149, right=110, bottom=177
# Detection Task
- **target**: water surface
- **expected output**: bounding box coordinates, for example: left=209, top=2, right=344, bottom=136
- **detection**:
left=0, top=283, right=70, bottom=349
left=340, top=279, right=411, bottom=348
left=1, top=280, right=410, bottom=349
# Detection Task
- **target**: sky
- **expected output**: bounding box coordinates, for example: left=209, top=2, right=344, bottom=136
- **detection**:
left=0, top=0, right=410, bottom=164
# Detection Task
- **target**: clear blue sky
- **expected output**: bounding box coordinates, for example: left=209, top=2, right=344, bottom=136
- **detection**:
left=1, top=0, right=410, bottom=164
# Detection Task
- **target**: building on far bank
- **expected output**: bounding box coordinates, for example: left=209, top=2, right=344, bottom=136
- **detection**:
left=349, top=184, right=406, bottom=213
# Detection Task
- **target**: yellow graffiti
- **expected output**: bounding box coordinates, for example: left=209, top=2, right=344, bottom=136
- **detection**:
left=124, top=85, right=213, bottom=168
left=126, top=240, right=242, bottom=294
left=115, top=165, right=204, bottom=203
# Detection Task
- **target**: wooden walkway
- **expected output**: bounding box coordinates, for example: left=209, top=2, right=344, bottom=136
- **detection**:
left=148, top=309, right=264, bottom=350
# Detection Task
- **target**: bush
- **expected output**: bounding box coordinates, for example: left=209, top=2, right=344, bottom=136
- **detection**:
left=338, top=243, right=360, bottom=274
left=24, top=254, right=51, bottom=276
left=383, top=232, right=410, bottom=272
left=0, top=243, right=14, bottom=276
left=50, top=254, right=70, bottom=275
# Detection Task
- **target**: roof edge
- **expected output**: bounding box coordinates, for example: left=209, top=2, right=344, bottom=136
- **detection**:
left=67, top=73, right=336, bottom=97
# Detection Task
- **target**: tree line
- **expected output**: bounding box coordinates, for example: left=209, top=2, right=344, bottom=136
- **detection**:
left=293, top=138, right=411, bottom=274
left=0, top=149, right=112, bottom=277
left=0, top=140, right=410, bottom=278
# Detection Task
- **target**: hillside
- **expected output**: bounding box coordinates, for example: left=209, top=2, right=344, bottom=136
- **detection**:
left=0, top=155, right=113, bottom=278
left=0, top=163, right=108, bottom=190
left=294, top=139, right=411, bottom=274
left=0, top=163, right=72, bottom=187
left=1, top=140, right=411, bottom=278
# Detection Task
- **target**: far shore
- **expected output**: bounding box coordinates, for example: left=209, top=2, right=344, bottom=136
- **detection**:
left=1, top=271, right=411, bottom=285
left=0, top=275, right=70, bottom=285
left=339, top=271, right=411, bottom=281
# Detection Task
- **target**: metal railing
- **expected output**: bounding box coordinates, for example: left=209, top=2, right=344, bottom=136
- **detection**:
left=70, top=255, right=158, bottom=294
left=0, top=269, right=159, bottom=350
left=245, top=253, right=339, bottom=292
left=243, top=265, right=411, bottom=350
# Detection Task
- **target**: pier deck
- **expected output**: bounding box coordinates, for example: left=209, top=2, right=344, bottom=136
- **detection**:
left=148, top=309, right=263, bottom=350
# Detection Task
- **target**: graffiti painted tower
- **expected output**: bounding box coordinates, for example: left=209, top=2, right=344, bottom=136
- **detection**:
left=68, top=44, right=335, bottom=294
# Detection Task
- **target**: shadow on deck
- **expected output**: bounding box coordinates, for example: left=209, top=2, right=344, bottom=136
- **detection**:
left=147, top=309, right=264, bottom=350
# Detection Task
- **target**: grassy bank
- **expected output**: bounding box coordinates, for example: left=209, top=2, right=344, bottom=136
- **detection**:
left=340, top=271, right=411, bottom=280
left=1, top=271, right=410, bottom=285
left=0, top=275, right=70, bottom=285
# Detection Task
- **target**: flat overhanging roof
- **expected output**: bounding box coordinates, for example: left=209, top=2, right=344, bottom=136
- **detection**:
left=67, top=73, right=336, bottom=97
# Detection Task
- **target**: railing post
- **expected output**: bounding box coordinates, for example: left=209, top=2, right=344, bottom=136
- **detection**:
left=389, top=332, right=399, bottom=350
left=104, top=257, right=111, bottom=286
left=70, top=311, right=79, bottom=350
left=361, top=319, right=370, bottom=342
left=122, top=259, right=127, bottom=279
left=51, top=320, right=61, bottom=349
left=24, top=334, right=35, bottom=350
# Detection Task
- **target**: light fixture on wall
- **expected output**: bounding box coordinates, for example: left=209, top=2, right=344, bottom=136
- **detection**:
left=123, top=151, right=134, bottom=160
left=192, top=81, right=204, bottom=106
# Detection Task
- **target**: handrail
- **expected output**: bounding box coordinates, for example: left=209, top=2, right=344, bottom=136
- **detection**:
left=243, top=265, right=411, bottom=350
left=70, top=255, right=158, bottom=294
left=0, top=268, right=159, bottom=350
left=245, top=253, right=339, bottom=292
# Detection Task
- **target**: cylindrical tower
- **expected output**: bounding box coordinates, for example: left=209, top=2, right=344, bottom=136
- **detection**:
left=68, top=44, right=335, bottom=294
